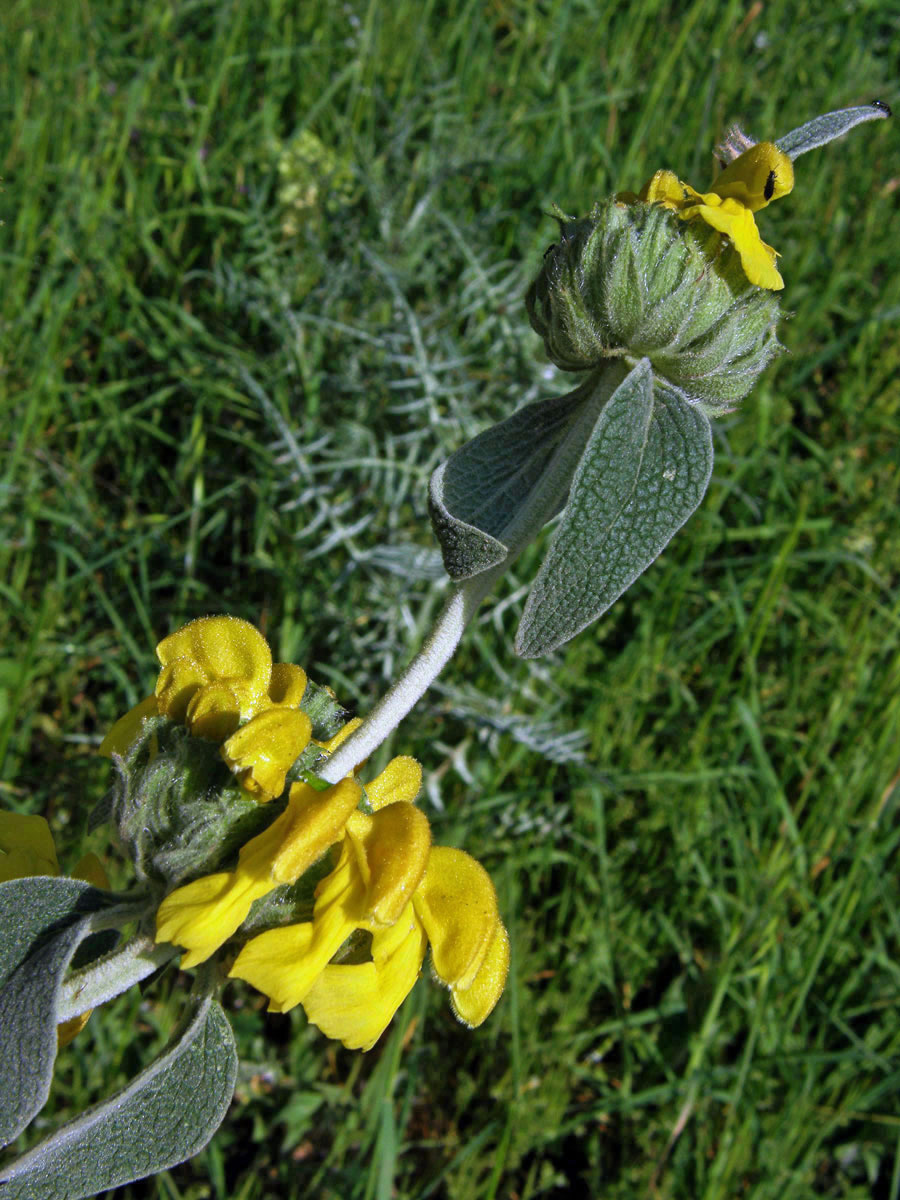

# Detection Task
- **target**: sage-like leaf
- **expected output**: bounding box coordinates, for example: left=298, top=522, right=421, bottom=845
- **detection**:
left=0, top=994, right=237, bottom=1200
left=776, top=102, right=890, bottom=160
left=515, top=359, right=713, bottom=657
left=0, top=878, right=111, bottom=1147
left=429, top=383, right=589, bottom=579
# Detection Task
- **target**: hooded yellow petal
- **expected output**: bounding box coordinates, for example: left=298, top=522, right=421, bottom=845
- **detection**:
left=268, top=662, right=308, bottom=708
left=155, top=658, right=210, bottom=723
left=711, top=141, right=794, bottom=212
left=229, top=923, right=321, bottom=1013
left=301, top=903, right=428, bottom=1050
left=156, top=616, right=272, bottom=683
left=364, top=756, right=422, bottom=810
left=229, top=846, right=367, bottom=1011
left=347, top=802, right=431, bottom=927
left=450, top=920, right=510, bottom=1028
left=680, top=197, right=784, bottom=290
left=184, top=680, right=252, bottom=740
left=222, top=708, right=313, bottom=802
left=267, top=777, right=361, bottom=883
left=155, top=869, right=274, bottom=969
left=413, top=846, right=500, bottom=990
left=99, top=695, right=159, bottom=757
left=155, top=616, right=273, bottom=721
left=636, top=168, right=688, bottom=208
left=624, top=142, right=791, bottom=291
left=0, top=812, right=59, bottom=878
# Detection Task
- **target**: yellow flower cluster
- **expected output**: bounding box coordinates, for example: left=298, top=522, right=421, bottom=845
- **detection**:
left=156, top=742, right=508, bottom=1049
left=103, top=615, right=509, bottom=1050
left=100, top=615, right=314, bottom=803
left=236, top=767, right=509, bottom=1047
left=621, top=141, right=795, bottom=290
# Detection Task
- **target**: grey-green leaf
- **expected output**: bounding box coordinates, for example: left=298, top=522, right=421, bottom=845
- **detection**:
left=0, top=994, right=237, bottom=1200
left=515, top=360, right=713, bottom=657
left=428, top=384, right=589, bottom=579
left=0, top=877, right=106, bottom=989
left=0, top=878, right=112, bottom=1147
left=776, top=102, right=890, bottom=160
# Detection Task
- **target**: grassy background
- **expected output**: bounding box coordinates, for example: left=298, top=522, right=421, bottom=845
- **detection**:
left=2, top=0, right=899, bottom=1196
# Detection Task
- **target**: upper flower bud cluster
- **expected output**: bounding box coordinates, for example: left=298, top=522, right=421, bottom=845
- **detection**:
left=527, top=196, right=782, bottom=413
left=528, top=104, right=891, bottom=413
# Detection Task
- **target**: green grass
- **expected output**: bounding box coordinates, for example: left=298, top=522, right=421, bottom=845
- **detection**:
left=2, top=0, right=899, bottom=1196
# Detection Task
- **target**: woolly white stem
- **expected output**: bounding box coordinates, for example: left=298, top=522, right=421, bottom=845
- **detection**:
left=318, top=571, right=499, bottom=783
left=57, top=936, right=178, bottom=1022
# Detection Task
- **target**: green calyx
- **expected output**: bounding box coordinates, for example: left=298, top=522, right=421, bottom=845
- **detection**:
left=527, top=198, right=782, bottom=412
left=97, top=675, right=349, bottom=891
left=102, top=717, right=282, bottom=889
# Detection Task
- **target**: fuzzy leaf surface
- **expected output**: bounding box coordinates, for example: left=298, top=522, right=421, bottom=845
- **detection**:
left=776, top=102, right=890, bottom=159
left=0, top=877, right=105, bottom=989
left=0, top=878, right=110, bottom=1147
left=0, top=994, right=237, bottom=1199
left=516, top=360, right=713, bottom=657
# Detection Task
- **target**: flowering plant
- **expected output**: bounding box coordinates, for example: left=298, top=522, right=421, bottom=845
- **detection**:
left=0, top=103, right=888, bottom=1199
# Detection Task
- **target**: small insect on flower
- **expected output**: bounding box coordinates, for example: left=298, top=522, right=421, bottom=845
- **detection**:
left=623, top=141, right=795, bottom=289
left=617, top=102, right=891, bottom=291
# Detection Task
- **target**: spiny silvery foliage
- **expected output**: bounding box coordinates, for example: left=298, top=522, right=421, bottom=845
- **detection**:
left=436, top=681, right=589, bottom=766
left=209, top=166, right=578, bottom=755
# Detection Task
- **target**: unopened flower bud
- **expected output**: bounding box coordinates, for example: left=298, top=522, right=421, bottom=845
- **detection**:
left=527, top=197, right=781, bottom=412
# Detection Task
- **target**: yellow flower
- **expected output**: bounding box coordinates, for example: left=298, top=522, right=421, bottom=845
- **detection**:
left=624, top=141, right=795, bottom=290
left=221, top=707, right=313, bottom=802
left=155, top=775, right=362, bottom=968
left=154, top=756, right=424, bottom=971
left=155, top=615, right=277, bottom=729
left=411, top=845, right=510, bottom=1028
left=0, top=811, right=110, bottom=1046
left=101, top=616, right=313, bottom=803
left=300, top=901, right=429, bottom=1051
left=229, top=760, right=509, bottom=1051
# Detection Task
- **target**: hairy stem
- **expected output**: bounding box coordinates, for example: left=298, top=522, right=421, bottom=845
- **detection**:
left=57, top=935, right=179, bottom=1022
left=318, top=571, right=499, bottom=783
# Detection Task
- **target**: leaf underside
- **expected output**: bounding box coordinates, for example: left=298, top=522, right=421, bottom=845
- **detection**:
left=429, top=384, right=588, bottom=579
